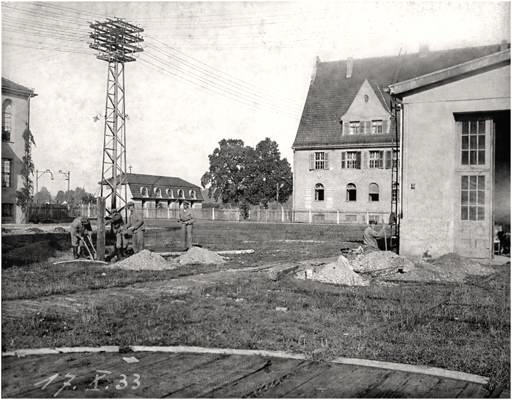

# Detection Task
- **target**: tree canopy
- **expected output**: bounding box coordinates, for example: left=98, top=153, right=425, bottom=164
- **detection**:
left=201, top=138, right=292, bottom=211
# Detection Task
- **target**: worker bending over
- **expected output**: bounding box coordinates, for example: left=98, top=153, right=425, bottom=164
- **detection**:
left=124, top=201, right=145, bottom=253
left=363, top=220, right=386, bottom=250
left=69, top=216, right=92, bottom=259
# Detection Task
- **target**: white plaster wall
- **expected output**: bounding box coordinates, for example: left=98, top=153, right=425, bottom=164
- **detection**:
left=400, top=65, right=510, bottom=257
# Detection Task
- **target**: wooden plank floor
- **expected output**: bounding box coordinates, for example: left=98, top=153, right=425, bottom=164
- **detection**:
left=1, top=352, right=492, bottom=398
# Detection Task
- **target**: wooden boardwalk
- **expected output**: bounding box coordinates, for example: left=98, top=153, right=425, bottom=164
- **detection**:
left=2, top=350, right=492, bottom=398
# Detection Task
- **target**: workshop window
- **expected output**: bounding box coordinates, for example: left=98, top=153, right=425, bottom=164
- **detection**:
left=461, top=119, right=486, bottom=165
left=369, top=183, right=379, bottom=202
left=346, top=183, right=357, bottom=201
left=461, top=175, right=485, bottom=221
left=314, top=183, right=325, bottom=201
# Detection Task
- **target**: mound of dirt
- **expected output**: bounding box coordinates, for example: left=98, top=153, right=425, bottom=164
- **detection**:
left=351, top=251, right=415, bottom=276
left=431, top=252, right=493, bottom=275
left=113, top=250, right=177, bottom=271
left=296, top=255, right=369, bottom=286
left=383, top=253, right=496, bottom=283
left=176, top=246, right=226, bottom=265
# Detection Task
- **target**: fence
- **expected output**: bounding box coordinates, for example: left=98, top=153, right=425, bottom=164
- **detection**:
left=28, top=204, right=79, bottom=223
left=77, top=205, right=390, bottom=225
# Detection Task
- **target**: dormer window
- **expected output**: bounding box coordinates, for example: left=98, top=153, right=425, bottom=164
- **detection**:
left=140, top=186, right=148, bottom=197
left=154, top=187, right=162, bottom=198
left=189, top=189, right=196, bottom=199
left=177, top=189, right=185, bottom=199
left=166, top=188, right=174, bottom=198
left=349, top=121, right=361, bottom=135
left=372, top=120, right=383, bottom=134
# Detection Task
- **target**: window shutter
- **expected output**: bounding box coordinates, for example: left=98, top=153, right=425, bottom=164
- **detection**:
left=383, top=119, right=389, bottom=134
left=341, top=152, right=346, bottom=168
left=343, top=122, right=349, bottom=135
left=365, top=121, right=371, bottom=134
left=309, top=153, right=314, bottom=170
left=361, top=151, right=367, bottom=169
left=385, top=150, right=391, bottom=169
left=357, top=152, right=362, bottom=169
left=324, top=152, right=329, bottom=169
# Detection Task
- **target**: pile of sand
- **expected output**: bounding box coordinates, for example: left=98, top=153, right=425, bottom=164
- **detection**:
left=351, top=251, right=415, bottom=277
left=383, top=252, right=495, bottom=283
left=296, top=255, right=369, bottom=286
left=176, top=246, right=226, bottom=265
left=113, top=250, right=177, bottom=271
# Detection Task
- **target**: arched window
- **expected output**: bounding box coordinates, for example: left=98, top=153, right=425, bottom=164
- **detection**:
left=369, top=183, right=379, bottom=202
left=2, top=100, right=12, bottom=141
left=140, top=186, right=148, bottom=197
left=346, top=183, right=357, bottom=201
left=166, top=188, right=174, bottom=198
left=189, top=189, right=196, bottom=199
left=177, top=189, right=185, bottom=199
left=154, top=187, right=162, bottom=198
left=314, top=183, right=324, bottom=201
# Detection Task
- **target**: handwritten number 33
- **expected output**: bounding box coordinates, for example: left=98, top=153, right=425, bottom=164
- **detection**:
left=115, top=374, right=140, bottom=390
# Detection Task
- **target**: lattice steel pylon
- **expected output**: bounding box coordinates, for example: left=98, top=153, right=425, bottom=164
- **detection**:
left=89, top=18, right=143, bottom=215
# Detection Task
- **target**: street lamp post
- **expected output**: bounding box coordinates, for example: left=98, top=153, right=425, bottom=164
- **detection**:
left=59, top=170, right=71, bottom=193
left=35, top=169, right=54, bottom=202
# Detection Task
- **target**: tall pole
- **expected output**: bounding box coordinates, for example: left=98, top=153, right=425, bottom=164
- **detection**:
left=89, top=18, right=143, bottom=216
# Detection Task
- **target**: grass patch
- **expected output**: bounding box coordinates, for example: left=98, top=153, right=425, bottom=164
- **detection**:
left=3, top=266, right=509, bottom=392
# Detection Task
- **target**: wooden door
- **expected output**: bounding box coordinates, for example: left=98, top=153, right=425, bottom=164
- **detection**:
left=455, top=118, right=494, bottom=258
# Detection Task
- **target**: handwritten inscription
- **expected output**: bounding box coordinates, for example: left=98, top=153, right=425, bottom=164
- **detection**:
left=34, top=371, right=141, bottom=397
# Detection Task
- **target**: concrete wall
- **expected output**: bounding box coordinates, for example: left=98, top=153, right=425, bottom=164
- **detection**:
left=400, top=65, right=510, bottom=257
left=2, top=93, right=31, bottom=223
left=293, top=148, right=394, bottom=220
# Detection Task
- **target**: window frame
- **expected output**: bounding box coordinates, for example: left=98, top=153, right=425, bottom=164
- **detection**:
left=459, top=118, right=488, bottom=167
left=460, top=175, right=485, bottom=221
left=371, top=120, right=383, bottom=134
left=369, top=183, right=380, bottom=202
left=2, top=203, right=14, bottom=217
left=2, top=158, right=11, bottom=188
left=369, top=150, right=384, bottom=169
left=314, top=183, right=325, bottom=202
left=349, top=121, right=361, bottom=135
left=346, top=183, right=357, bottom=202
left=2, top=100, right=13, bottom=142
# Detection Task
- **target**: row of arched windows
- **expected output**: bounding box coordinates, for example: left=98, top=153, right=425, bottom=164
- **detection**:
left=139, top=187, right=197, bottom=199
left=314, top=183, right=380, bottom=202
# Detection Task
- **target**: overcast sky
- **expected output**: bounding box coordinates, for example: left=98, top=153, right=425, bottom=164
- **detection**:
left=2, top=1, right=510, bottom=195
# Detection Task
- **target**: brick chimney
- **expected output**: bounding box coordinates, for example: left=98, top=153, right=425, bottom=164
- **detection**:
left=346, top=57, right=353, bottom=79
left=311, top=56, right=321, bottom=82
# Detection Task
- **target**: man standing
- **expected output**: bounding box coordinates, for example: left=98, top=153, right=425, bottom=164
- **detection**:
left=107, top=208, right=124, bottom=261
left=124, top=201, right=145, bottom=253
left=363, top=219, right=385, bottom=250
left=178, top=201, right=194, bottom=250
left=69, top=216, right=92, bottom=259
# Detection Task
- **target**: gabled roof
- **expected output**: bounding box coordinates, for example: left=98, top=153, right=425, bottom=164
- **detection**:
left=105, top=173, right=204, bottom=201
left=2, top=77, right=37, bottom=98
left=388, top=49, right=511, bottom=96
left=293, top=43, right=506, bottom=149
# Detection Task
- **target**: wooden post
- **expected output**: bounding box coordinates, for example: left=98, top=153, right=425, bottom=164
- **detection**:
left=97, top=197, right=105, bottom=261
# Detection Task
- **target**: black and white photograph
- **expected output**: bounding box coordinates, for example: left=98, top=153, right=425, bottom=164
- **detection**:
left=1, top=0, right=510, bottom=397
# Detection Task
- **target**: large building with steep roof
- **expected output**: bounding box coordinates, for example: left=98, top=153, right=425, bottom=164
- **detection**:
left=2, top=77, right=37, bottom=223
left=292, top=44, right=506, bottom=224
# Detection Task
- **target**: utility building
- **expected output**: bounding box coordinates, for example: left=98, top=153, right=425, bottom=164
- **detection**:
left=389, top=47, right=510, bottom=258
left=2, top=78, right=37, bottom=223
left=292, top=44, right=507, bottom=225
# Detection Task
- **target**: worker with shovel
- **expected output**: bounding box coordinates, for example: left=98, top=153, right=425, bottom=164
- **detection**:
left=69, top=216, right=93, bottom=259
